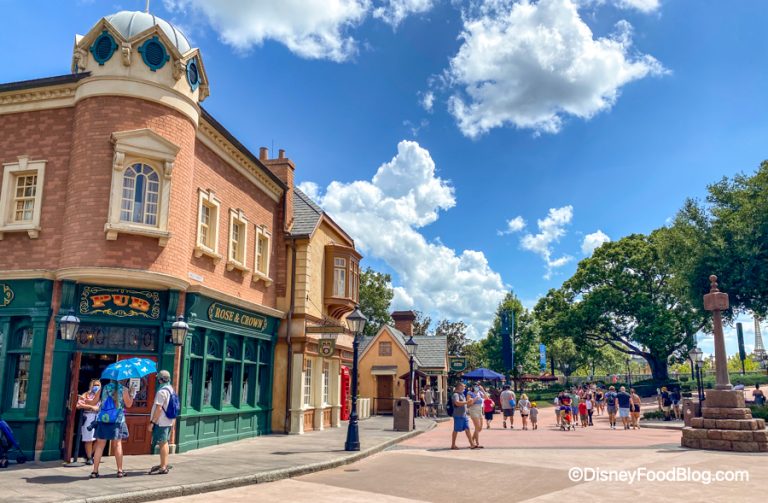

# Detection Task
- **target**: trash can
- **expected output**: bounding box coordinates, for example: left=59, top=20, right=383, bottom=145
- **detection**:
left=393, top=397, right=414, bottom=432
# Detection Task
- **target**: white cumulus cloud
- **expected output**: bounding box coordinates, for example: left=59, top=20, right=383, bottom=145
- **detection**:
left=497, top=216, right=526, bottom=235
left=373, top=0, right=435, bottom=27
left=420, top=91, right=435, bottom=112
left=445, top=0, right=666, bottom=137
left=581, top=229, right=611, bottom=255
left=581, top=0, right=661, bottom=13
left=163, top=0, right=370, bottom=62
left=520, top=205, right=574, bottom=279
left=308, top=140, right=507, bottom=338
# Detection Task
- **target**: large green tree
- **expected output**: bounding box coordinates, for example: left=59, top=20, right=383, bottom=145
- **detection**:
left=412, top=311, right=432, bottom=336
left=435, top=319, right=470, bottom=356
left=481, top=292, right=538, bottom=374
left=560, top=231, right=707, bottom=380
left=672, top=161, right=768, bottom=317
left=358, top=267, right=393, bottom=337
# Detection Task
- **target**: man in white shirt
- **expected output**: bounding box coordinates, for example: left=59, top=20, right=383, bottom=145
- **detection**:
left=148, top=370, right=175, bottom=475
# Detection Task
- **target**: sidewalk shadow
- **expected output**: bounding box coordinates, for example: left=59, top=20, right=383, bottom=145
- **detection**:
left=22, top=474, right=86, bottom=485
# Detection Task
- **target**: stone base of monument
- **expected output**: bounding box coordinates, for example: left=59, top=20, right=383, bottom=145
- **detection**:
left=681, top=390, right=768, bottom=452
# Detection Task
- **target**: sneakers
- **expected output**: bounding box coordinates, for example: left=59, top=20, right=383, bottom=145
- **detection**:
left=85, top=458, right=94, bottom=466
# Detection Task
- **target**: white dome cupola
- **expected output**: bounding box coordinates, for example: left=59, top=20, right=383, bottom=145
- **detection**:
left=71, top=9, right=209, bottom=122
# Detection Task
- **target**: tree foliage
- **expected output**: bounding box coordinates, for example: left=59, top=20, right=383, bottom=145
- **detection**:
left=548, top=231, right=706, bottom=380
left=358, top=267, right=393, bottom=337
left=412, top=311, right=432, bottom=336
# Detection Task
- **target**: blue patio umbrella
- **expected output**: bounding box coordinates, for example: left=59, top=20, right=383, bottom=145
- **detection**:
left=101, top=357, right=157, bottom=381
left=462, top=368, right=505, bottom=380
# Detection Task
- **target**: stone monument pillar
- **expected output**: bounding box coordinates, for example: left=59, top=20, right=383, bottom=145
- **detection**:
left=681, top=276, right=767, bottom=452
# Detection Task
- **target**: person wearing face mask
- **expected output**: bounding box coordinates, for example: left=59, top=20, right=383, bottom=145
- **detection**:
left=147, top=370, right=178, bottom=475
left=76, top=379, right=101, bottom=465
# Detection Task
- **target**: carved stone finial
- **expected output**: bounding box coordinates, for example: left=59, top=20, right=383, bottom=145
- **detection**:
left=709, top=275, right=719, bottom=293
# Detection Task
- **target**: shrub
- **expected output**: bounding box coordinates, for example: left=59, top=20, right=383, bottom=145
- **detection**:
left=643, top=410, right=665, bottom=420
left=749, top=405, right=768, bottom=421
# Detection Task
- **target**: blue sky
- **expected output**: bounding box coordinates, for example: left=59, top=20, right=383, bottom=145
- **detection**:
left=2, top=0, right=767, bottom=352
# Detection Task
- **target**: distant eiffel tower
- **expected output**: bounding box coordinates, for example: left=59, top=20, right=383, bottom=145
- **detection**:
left=754, top=316, right=766, bottom=360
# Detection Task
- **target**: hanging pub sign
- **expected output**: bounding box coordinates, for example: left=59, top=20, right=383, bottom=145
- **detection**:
left=318, top=338, right=336, bottom=357
left=1, top=283, right=14, bottom=307
left=449, top=356, right=468, bottom=373
left=208, top=302, right=267, bottom=331
left=79, top=285, right=161, bottom=319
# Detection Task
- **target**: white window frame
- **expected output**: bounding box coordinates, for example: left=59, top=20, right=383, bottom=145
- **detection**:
left=303, top=358, right=313, bottom=408
left=252, top=225, right=273, bottom=286
left=333, top=257, right=346, bottom=297
left=105, top=129, right=179, bottom=246
left=0, top=156, right=45, bottom=240
left=322, top=360, right=330, bottom=406
left=194, top=188, right=222, bottom=263
left=226, top=208, right=249, bottom=273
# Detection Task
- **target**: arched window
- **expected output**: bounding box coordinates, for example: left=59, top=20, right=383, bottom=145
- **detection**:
left=120, top=163, right=160, bottom=226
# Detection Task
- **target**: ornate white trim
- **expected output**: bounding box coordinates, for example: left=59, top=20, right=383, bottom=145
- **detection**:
left=0, top=156, right=46, bottom=240
left=75, top=76, right=200, bottom=125
left=0, top=269, right=56, bottom=280
left=186, top=283, right=285, bottom=319
left=0, top=84, right=78, bottom=115
left=197, top=121, right=283, bottom=203
left=55, top=267, right=190, bottom=290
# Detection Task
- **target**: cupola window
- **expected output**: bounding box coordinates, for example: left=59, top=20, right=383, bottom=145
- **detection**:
left=187, top=57, right=200, bottom=91
left=139, top=36, right=169, bottom=71
left=90, top=30, right=117, bottom=65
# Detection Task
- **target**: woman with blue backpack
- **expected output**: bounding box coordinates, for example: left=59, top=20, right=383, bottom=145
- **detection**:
left=82, top=378, right=134, bottom=478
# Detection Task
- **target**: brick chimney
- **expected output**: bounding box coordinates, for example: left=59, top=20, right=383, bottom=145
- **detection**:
left=391, top=311, right=416, bottom=337
left=261, top=147, right=295, bottom=233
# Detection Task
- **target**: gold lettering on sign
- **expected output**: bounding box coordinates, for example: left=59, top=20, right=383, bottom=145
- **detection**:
left=207, top=302, right=267, bottom=331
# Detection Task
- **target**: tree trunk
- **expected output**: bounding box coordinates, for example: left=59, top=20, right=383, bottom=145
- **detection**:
left=646, top=355, right=669, bottom=381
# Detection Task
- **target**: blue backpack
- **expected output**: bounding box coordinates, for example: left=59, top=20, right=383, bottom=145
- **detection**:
left=161, top=386, right=180, bottom=419
left=98, top=389, right=124, bottom=424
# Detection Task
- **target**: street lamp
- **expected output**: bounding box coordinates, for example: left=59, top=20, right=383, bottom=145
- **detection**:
left=689, top=347, right=705, bottom=410
left=563, top=362, right=570, bottom=387
left=170, top=316, right=190, bottom=346
left=344, top=307, right=367, bottom=451
left=405, top=335, right=418, bottom=429
left=59, top=309, right=80, bottom=340
left=625, top=357, right=632, bottom=387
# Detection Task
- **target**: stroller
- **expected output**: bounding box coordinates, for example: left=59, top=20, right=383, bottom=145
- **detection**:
left=559, top=406, right=575, bottom=431
left=0, top=419, right=28, bottom=467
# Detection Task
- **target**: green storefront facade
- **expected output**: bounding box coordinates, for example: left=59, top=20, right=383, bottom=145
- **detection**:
left=0, top=279, right=280, bottom=461
left=177, top=293, right=279, bottom=452
left=0, top=279, right=54, bottom=460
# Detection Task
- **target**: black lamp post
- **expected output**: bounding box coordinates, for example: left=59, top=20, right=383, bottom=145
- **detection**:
left=344, top=307, right=367, bottom=451
left=59, top=309, right=81, bottom=341
left=626, top=358, right=632, bottom=387
left=405, top=335, right=417, bottom=429
left=689, top=347, right=705, bottom=413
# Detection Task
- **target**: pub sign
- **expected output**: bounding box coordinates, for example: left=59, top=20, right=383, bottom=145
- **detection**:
left=79, top=286, right=161, bottom=319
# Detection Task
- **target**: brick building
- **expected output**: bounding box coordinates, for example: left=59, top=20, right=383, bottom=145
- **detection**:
left=0, top=11, right=301, bottom=460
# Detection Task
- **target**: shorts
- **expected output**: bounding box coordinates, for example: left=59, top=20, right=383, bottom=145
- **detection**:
left=469, top=406, right=483, bottom=420
left=662, top=405, right=671, bottom=413
left=484, top=411, right=494, bottom=421
left=619, top=408, right=630, bottom=418
left=607, top=406, right=616, bottom=415
left=95, top=421, right=128, bottom=441
left=81, top=415, right=97, bottom=442
left=571, top=405, right=578, bottom=415
left=151, top=425, right=172, bottom=447
left=502, top=408, right=514, bottom=417
left=420, top=400, right=426, bottom=407
left=633, top=404, right=641, bottom=413
left=453, top=416, right=470, bottom=432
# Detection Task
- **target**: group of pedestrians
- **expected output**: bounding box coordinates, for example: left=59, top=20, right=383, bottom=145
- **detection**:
left=555, top=384, right=642, bottom=430
left=75, top=370, right=177, bottom=478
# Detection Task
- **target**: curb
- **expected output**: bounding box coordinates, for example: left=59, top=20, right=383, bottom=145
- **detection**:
left=77, top=421, right=437, bottom=503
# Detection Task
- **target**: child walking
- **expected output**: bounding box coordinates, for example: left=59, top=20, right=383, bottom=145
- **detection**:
left=483, top=395, right=495, bottom=429
left=578, top=400, right=588, bottom=427
left=529, top=402, right=539, bottom=430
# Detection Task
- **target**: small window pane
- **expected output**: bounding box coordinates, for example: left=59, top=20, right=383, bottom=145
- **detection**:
left=186, top=358, right=201, bottom=409
left=203, top=361, right=219, bottom=407
left=10, top=354, right=31, bottom=409
left=303, top=359, right=312, bottom=407
left=223, top=363, right=236, bottom=406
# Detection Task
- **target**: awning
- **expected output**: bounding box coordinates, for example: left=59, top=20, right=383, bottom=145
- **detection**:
left=371, top=365, right=398, bottom=375
left=399, top=369, right=428, bottom=379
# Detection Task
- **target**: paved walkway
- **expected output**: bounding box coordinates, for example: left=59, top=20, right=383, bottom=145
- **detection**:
left=175, top=405, right=767, bottom=502
left=0, top=416, right=437, bottom=503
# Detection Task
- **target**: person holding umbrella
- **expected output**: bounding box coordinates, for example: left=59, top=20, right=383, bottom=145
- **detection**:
left=83, top=358, right=156, bottom=479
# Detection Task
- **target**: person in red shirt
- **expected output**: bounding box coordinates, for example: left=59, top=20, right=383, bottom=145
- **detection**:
left=578, top=401, right=588, bottom=427
left=483, top=396, right=495, bottom=429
